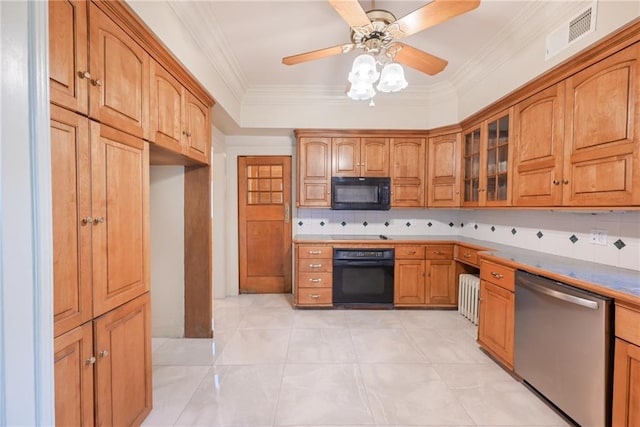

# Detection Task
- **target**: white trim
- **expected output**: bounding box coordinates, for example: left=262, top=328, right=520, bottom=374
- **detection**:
left=0, top=0, right=5, bottom=421
left=28, top=1, right=54, bottom=424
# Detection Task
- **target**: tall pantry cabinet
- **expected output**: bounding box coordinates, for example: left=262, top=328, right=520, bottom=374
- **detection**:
left=49, top=0, right=214, bottom=425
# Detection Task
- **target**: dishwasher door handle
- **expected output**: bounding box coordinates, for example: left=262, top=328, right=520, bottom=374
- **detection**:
left=520, top=279, right=599, bottom=310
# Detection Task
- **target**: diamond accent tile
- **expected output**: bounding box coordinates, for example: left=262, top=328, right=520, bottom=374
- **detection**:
left=569, top=234, right=578, bottom=243
left=405, top=221, right=411, bottom=227
left=474, top=224, right=478, bottom=230
left=427, top=222, right=433, bottom=227
left=320, top=221, right=325, bottom=227
left=537, top=231, right=544, bottom=239
left=491, top=226, right=496, bottom=232
left=614, top=239, right=626, bottom=250
left=384, top=221, right=390, bottom=227
left=362, top=221, right=368, bottom=227
left=341, top=221, right=347, bottom=227
left=298, top=221, right=303, bottom=226
left=449, top=222, right=454, bottom=227
left=460, top=223, right=465, bottom=228
left=511, top=228, right=517, bottom=235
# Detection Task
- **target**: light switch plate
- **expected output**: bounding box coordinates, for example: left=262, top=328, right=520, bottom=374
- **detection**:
left=589, top=229, right=608, bottom=245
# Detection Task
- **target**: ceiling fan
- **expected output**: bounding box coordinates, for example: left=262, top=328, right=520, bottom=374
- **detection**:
left=282, top=0, right=481, bottom=77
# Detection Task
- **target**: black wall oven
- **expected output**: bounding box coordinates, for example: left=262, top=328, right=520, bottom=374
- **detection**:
left=332, top=248, right=394, bottom=306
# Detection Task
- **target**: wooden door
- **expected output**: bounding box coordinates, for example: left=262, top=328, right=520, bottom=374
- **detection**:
left=94, top=293, right=152, bottom=427
left=49, top=0, right=89, bottom=115
left=613, top=338, right=640, bottom=426
left=428, top=133, right=461, bottom=207
left=51, top=105, right=92, bottom=337
left=183, top=91, right=210, bottom=163
left=149, top=60, right=183, bottom=153
left=332, top=137, right=360, bottom=176
left=563, top=44, right=640, bottom=206
left=361, top=137, right=389, bottom=176
left=239, top=156, right=292, bottom=293
left=462, top=126, right=482, bottom=206
left=513, top=83, right=565, bottom=206
left=54, top=322, right=94, bottom=427
left=425, top=260, right=456, bottom=305
left=89, top=3, right=149, bottom=139
left=478, top=280, right=514, bottom=368
left=298, top=137, right=331, bottom=207
left=394, top=260, right=425, bottom=305
left=91, top=122, right=149, bottom=317
left=390, top=138, right=426, bottom=207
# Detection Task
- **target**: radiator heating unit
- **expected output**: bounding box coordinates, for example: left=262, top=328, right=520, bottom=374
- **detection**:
left=458, top=274, right=480, bottom=325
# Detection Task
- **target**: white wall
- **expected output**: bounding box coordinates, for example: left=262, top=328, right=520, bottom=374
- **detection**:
left=150, top=166, right=185, bottom=337
left=1, top=1, right=54, bottom=424
left=212, top=126, right=228, bottom=300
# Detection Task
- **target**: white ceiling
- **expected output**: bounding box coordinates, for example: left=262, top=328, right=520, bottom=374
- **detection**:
left=147, top=0, right=637, bottom=134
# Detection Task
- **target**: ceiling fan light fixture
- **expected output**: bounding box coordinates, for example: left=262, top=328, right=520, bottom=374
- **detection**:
left=348, top=54, right=379, bottom=84
left=347, top=80, right=376, bottom=101
left=376, top=62, right=408, bottom=93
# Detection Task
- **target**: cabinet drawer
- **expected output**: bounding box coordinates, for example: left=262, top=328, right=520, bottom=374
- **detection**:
left=395, top=245, right=425, bottom=259
left=480, top=261, right=515, bottom=291
left=454, top=245, right=480, bottom=266
left=297, top=287, right=332, bottom=305
left=297, top=272, right=332, bottom=288
left=298, top=259, right=332, bottom=273
left=298, top=245, right=332, bottom=259
left=425, top=245, right=453, bottom=260
left=616, top=304, right=640, bottom=346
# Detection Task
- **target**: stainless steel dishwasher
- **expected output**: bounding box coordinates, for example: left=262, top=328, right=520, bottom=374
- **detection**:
left=515, top=270, right=612, bottom=427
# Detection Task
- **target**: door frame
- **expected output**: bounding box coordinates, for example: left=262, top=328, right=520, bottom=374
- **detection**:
left=225, top=141, right=295, bottom=296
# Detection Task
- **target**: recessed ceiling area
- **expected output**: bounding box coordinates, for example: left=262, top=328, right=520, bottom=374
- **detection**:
left=127, top=1, right=640, bottom=134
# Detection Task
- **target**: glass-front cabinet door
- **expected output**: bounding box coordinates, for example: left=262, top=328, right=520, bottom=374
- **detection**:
left=462, top=108, right=513, bottom=207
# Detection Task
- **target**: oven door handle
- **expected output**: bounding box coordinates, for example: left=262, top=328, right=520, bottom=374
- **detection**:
left=333, top=260, right=394, bottom=267
left=518, top=277, right=599, bottom=310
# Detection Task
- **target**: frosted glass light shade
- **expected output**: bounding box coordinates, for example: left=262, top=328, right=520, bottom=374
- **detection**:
left=377, top=63, right=408, bottom=92
left=348, top=54, right=379, bottom=84
left=347, top=80, right=376, bottom=100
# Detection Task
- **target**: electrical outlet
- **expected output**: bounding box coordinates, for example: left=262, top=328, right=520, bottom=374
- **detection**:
left=589, top=229, right=608, bottom=245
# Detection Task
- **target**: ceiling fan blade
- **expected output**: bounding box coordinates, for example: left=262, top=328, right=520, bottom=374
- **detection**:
left=395, top=0, right=480, bottom=38
left=282, top=43, right=354, bottom=66
left=392, top=43, right=448, bottom=76
left=328, top=0, right=372, bottom=29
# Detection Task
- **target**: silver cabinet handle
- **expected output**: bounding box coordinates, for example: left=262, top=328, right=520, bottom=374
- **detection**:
left=433, top=251, right=444, bottom=255
left=463, top=253, right=472, bottom=258
left=91, top=79, right=102, bottom=87
left=406, top=250, right=416, bottom=255
left=78, top=70, right=91, bottom=79
left=308, top=250, right=322, bottom=255
left=309, top=278, right=322, bottom=283
left=93, top=216, right=105, bottom=224
left=309, top=294, right=320, bottom=299
left=81, top=216, right=93, bottom=225
left=519, top=279, right=598, bottom=310
left=86, top=356, right=96, bottom=365
left=490, top=271, right=504, bottom=279
left=309, top=264, right=323, bottom=268
left=98, top=350, right=109, bottom=358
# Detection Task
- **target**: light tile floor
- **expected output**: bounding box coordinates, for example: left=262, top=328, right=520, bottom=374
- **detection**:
left=143, top=294, right=570, bottom=427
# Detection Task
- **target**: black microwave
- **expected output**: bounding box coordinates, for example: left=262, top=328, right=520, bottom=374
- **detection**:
left=331, top=177, right=391, bottom=210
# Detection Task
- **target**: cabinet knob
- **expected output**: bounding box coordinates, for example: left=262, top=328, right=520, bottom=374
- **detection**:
left=552, top=179, right=560, bottom=185
left=91, top=79, right=102, bottom=87
left=563, top=179, right=569, bottom=185
left=98, top=350, right=109, bottom=358
left=93, top=216, right=105, bottom=224
left=86, top=356, right=96, bottom=365
left=433, top=251, right=444, bottom=255
left=407, top=250, right=416, bottom=255
left=81, top=216, right=93, bottom=225
left=78, top=70, right=91, bottom=79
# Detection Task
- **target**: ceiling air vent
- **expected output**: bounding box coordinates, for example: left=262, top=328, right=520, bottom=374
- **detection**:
left=545, top=1, right=597, bottom=60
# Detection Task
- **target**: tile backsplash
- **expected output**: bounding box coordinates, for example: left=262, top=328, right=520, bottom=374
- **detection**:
left=295, top=209, right=640, bottom=271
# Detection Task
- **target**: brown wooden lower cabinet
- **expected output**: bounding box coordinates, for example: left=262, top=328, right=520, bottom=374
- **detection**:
left=394, top=258, right=426, bottom=305
left=613, top=338, right=640, bottom=426
left=295, top=244, right=333, bottom=307
left=477, top=260, right=515, bottom=370
left=54, top=292, right=152, bottom=427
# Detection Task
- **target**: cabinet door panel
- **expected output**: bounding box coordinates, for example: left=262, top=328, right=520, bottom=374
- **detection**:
left=89, top=4, right=149, bottom=139
left=394, top=260, right=425, bottom=305
left=564, top=44, right=640, bottom=205
left=478, top=280, right=514, bottom=368
left=94, top=293, right=152, bottom=427
left=51, top=106, right=92, bottom=337
left=91, top=123, right=148, bottom=316
left=49, top=0, right=88, bottom=114
left=184, top=91, right=210, bottom=163
left=361, top=137, right=389, bottom=176
left=428, top=133, right=460, bottom=207
left=298, top=137, right=331, bottom=207
left=613, top=338, right=640, bottom=426
left=426, top=260, right=456, bottom=305
left=513, top=84, right=564, bottom=206
left=54, top=322, right=94, bottom=427
left=390, top=138, right=425, bottom=207
left=149, top=60, right=182, bottom=152
left=332, top=138, right=360, bottom=176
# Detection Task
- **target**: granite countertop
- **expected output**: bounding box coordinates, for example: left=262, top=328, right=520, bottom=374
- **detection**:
left=293, top=234, right=640, bottom=304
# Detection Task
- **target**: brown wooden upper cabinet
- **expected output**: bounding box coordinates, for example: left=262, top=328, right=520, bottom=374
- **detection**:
left=514, top=44, right=640, bottom=207
left=298, top=137, right=332, bottom=207
left=428, top=133, right=461, bottom=207
left=332, top=137, right=389, bottom=177
left=390, top=138, right=426, bottom=207
left=462, top=109, right=513, bottom=207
